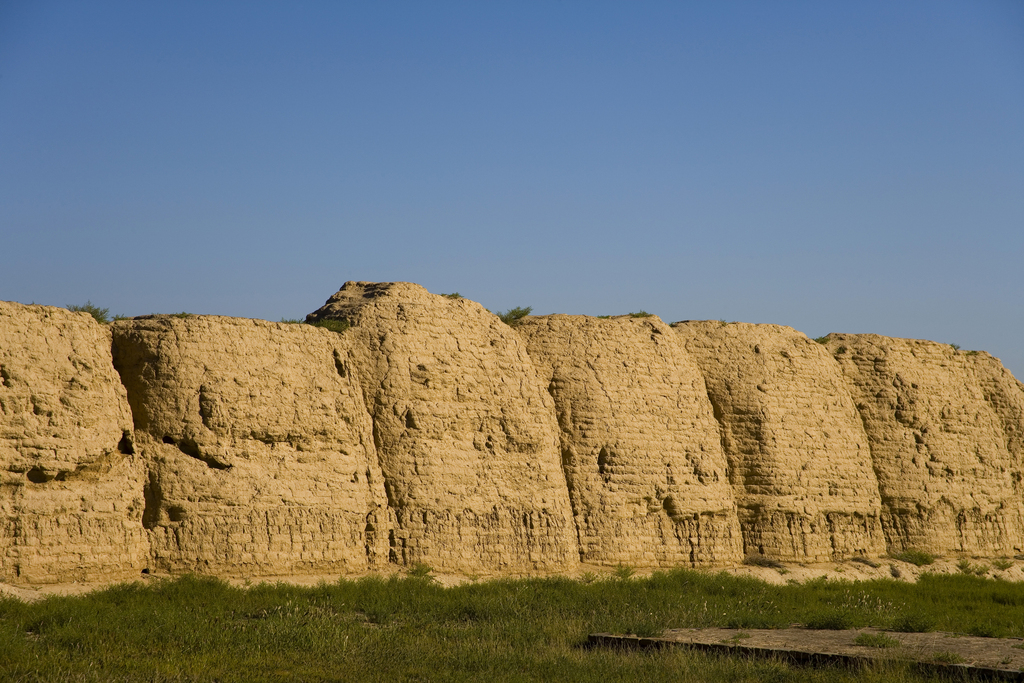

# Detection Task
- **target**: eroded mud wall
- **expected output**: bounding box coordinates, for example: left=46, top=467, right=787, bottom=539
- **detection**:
left=307, top=282, right=579, bottom=573
left=825, top=334, right=1024, bottom=555
left=673, top=322, right=886, bottom=560
left=518, top=314, right=742, bottom=567
left=111, top=315, right=389, bottom=576
left=0, top=303, right=147, bottom=583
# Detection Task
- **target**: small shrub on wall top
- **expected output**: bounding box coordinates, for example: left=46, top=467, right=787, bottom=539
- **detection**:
left=497, top=306, right=532, bottom=326
left=309, top=319, right=350, bottom=333
left=67, top=301, right=109, bottom=324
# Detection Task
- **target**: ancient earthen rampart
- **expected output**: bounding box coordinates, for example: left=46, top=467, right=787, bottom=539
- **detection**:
left=518, top=314, right=742, bottom=566
left=673, top=322, right=885, bottom=561
left=109, top=315, right=390, bottom=576
left=306, top=283, right=579, bottom=573
left=1, top=285, right=1022, bottom=583
left=0, top=303, right=147, bottom=583
left=825, top=334, right=1024, bottom=555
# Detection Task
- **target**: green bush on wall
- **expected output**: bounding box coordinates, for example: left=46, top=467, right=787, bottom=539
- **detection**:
left=309, top=318, right=350, bottom=333
left=497, top=306, right=532, bottom=326
left=67, top=301, right=110, bottom=324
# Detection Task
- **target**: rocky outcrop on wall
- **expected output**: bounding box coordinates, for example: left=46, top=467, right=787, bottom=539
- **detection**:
left=673, top=322, right=885, bottom=561
left=824, top=334, right=1024, bottom=555
left=110, top=315, right=389, bottom=576
left=517, top=314, right=742, bottom=567
left=307, top=283, right=578, bottom=573
left=0, top=303, right=147, bottom=583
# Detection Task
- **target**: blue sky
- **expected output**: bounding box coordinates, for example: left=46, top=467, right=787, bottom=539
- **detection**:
left=2, top=1, right=1022, bottom=376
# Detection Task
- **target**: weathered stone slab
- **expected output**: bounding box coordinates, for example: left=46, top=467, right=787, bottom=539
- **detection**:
left=591, top=627, right=1024, bottom=678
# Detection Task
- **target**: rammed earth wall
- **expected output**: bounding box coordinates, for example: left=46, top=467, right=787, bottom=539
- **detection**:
left=1, top=285, right=1022, bottom=583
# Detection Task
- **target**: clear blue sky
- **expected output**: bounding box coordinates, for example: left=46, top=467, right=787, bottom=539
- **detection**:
left=2, top=1, right=1022, bottom=377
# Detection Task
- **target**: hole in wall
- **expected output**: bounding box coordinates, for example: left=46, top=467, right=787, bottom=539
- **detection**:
left=142, top=471, right=162, bottom=529
left=597, top=447, right=613, bottom=483
left=118, top=431, right=135, bottom=455
left=26, top=467, right=52, bottom=483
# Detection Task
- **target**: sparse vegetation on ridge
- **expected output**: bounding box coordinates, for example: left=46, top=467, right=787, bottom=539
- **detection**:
left=497, top=306, right=532, bottom=326
left=628, top=311, right=653, bottom=318
left=1, top=571, right=1022, bottom=681
left=67, top=301, right=110, bottom=324
left=309, top=318, right=350, bottom=333
left=280, top=317, right=350, bottom=332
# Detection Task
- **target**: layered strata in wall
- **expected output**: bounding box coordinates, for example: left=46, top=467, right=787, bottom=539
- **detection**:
left=307, top=283, right=579, bottom=574
left=0, top=303, right=147, bottom=583
left=673, top=322, right=886, bottom=561
left=518, top=314, right=743, bottom=567
left=110, top=315, right=390, bottom=576
left=825, top=334, right=1024, bottom=555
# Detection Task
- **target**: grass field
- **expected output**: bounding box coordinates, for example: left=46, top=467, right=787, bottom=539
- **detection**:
left=2, top=569, right=1023, bottom=681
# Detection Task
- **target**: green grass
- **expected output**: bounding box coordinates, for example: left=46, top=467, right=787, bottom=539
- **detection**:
left=308, top=318, right=350, bottom=333
left=628, top=311, right=653, bottom=318
left=441, top=292, right=463, bottom=299
left=932, top=650, right=966, bottom=664
left=957, top=559, right=989, bottom=576
left=854, top=633, right=901, bottom=648
left=1, top=571, right=1022, bottom=681
left=497, top=306, right=532, bottom=326
left=891, top=550, right=935, bottom=567
left=67, top=301, right=110, bottom=324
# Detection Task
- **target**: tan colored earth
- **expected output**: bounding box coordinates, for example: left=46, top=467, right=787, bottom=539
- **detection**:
left=306, top=282, right=579, bottom=574
left=110, top=314, right=389, bottom=576
left=1, top=284, right=1022, bottom=585
left=825, top=333, right=1024, bottom=555
left=673, top=322, right=885, bottom=561
left=0, top=303, right=147, bottom=583
left=518, top=314, right=742, bottom=567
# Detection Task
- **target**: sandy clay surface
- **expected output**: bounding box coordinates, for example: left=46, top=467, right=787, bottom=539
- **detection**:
left=3, top=556, right=1024, bottom=602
